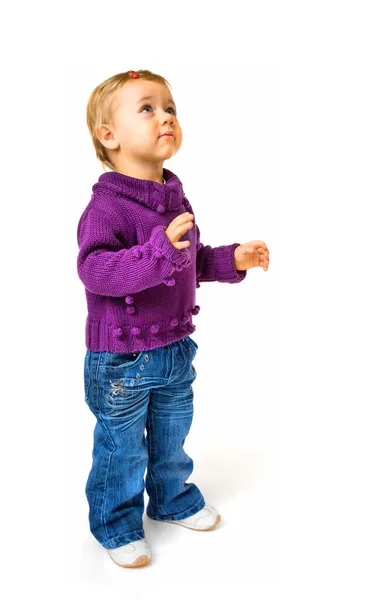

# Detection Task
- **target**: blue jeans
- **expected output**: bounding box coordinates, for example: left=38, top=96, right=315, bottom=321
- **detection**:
left=83, top=335, right=206, bottom=550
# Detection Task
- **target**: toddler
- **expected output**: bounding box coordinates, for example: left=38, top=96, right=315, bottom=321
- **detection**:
left=77, top=69, right=270, bottom=568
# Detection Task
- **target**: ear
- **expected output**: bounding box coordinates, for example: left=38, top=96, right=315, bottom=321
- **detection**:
left=96, top=124, right=119, bottom=150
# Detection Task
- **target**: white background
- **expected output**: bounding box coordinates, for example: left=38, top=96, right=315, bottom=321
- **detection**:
left=2, top=1, right=389, bottom=598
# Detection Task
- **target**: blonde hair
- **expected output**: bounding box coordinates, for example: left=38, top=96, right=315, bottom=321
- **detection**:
left=86, top=69, right=172, bottom=172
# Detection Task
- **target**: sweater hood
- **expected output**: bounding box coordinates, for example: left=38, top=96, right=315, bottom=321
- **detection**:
left=91, top=168, right=187, bottom=214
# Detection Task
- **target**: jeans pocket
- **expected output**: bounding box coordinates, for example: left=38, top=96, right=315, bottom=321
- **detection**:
left=186, top=335, right=198, bottom=354
left=99, top=351, right=145, bottom=370
left=97, top=351, right=153, bottom=414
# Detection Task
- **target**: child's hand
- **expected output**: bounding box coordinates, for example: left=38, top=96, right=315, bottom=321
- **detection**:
left=165, top=212, right=194, bottom=250
left=234, top=241, right=270, bottom=271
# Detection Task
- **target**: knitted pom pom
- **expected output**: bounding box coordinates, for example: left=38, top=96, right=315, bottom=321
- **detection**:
left=126, top=306, right=136, bottom=314
left=131, top=326, right=141, bottom=335
left=125, top=295, right=135, bottom=305
left=130, top=247, right=142, bottom=259
left=113, top=327, right=123, bottom=337
left=169, top=317, right=179, bottom=328
left=157, top=204, right=165, bottom=214
left=164, top=277, right=176, bottom=286
left=150, top=324, right=160, bottom=334
left=191, top=305, right=200, bottom=315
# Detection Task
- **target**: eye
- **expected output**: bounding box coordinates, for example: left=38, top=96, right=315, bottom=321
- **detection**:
left=140, top=104, right=176, bottom=115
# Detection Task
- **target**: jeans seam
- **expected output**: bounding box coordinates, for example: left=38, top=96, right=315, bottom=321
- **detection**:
left=146, top=413, right=161, bottom=512
left=146, top=413, right=170, bottom=517
left=94, top=351, right=118, bottom=545
left=85, top=351, right=92, bottom=402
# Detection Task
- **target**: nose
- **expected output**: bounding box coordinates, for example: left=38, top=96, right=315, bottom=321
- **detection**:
left=157, top=107, right=174, bottom=125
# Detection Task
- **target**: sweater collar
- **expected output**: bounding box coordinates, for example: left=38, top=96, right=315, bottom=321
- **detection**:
left=92, top=168, right=186, bottom=214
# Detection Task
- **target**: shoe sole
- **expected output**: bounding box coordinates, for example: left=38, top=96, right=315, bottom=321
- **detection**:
left=108, top=553, right=151, bottom=568
left=163, top=514, right=221, bottom=531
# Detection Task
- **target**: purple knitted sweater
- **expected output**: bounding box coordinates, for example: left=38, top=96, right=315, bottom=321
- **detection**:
left=76, top=168, right=247, bottom=352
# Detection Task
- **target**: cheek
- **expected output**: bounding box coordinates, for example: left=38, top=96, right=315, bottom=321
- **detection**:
left=175, top=127, right=183, bottom=146
left=117, top=120, right=139, bottom=143
left=125, top=126, right=153, bottom=145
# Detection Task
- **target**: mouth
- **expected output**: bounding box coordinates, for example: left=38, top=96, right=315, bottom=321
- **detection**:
left=160, top=133, right=174, bottom=138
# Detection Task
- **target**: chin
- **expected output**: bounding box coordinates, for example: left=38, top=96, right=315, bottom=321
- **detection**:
left=161, top=148, right=178, bottom=159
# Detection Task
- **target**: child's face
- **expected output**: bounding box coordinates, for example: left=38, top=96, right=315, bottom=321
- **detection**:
left=102, top=80, right=182, bottom=167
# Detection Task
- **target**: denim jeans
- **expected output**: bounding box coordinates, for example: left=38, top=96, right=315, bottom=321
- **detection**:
left=83, top=335, right=206, bottom=550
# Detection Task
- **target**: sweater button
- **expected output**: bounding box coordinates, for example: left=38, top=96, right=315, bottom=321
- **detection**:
left=150, top=324, right=160, bottom=334
left=169, top=318, right=179, bottom=328
left=125, top=295, right=134, bottom=304
left=113, top=327, right=123, bottom=337
left=157, top=204, right=165, bottom=214
left=164, top=277, right=176, bottom=286
left=131, top=326, right=141, bottom=336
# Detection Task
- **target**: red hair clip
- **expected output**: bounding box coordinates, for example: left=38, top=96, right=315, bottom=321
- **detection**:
left=127, top=71, right=139, bottom=78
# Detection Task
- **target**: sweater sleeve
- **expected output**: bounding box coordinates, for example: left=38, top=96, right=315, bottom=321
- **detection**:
left=77, top=207, right=192, bottom=297
left=195, top=223, right=247, bottom=286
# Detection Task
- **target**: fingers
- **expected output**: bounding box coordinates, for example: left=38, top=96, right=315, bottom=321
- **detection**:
left=175, top=220, right=193, bottom=240
left=243, top=245, right=270, bottom=257
left=174, top=240, right=191, bottom=249
left=173, top=212, right=194, bottom=224
left=245, top=240, right=268, bottom=250
left=167, top=212, right=194, bottom=245
left=245, top=242, right=270, bottom=257
left=240, top=241, right=270, bottom=271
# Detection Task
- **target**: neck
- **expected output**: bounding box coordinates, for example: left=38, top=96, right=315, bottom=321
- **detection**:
left=112, top=159, right=165, bottom=184
left=94, top=167, right=186, bottom=214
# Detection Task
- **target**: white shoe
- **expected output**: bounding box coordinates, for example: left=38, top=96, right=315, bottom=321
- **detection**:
left=165, top=504, right=221, bottom=531
left=107, top=538, right=151, bottom=568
